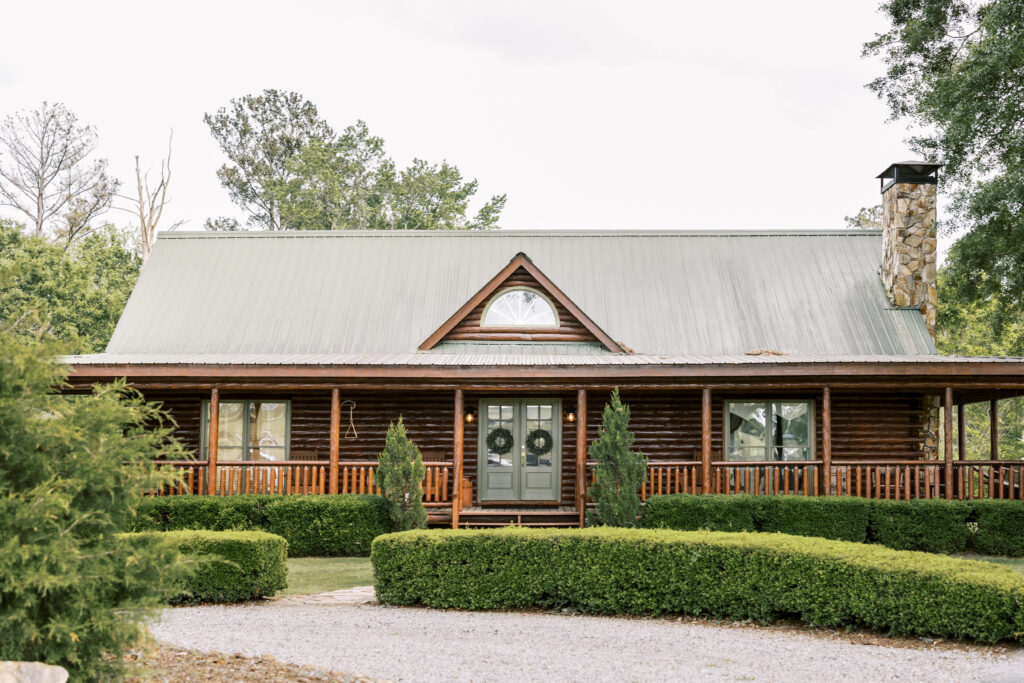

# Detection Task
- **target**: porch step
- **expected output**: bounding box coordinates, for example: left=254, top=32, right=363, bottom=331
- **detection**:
left=457, top=508, right=580, bottom=528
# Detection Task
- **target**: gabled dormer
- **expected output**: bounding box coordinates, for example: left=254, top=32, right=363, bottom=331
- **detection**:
left=419, top=253, right=624, bottom=352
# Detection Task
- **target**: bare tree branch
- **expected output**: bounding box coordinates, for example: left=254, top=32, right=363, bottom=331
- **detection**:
left=115, top=131, right=184, bottom=262
left=0, top=102, right=118, bottom=243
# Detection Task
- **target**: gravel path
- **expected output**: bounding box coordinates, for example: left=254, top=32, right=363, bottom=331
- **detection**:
left=151, top=601, right=1024, bottom=682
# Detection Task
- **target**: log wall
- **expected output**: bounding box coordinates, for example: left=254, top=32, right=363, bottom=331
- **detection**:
left=149, top=388, right=929, bottom=507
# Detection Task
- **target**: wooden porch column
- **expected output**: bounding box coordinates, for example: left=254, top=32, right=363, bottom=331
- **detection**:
left=576, top=388, right=588, bottom=528
left=957, top=404, right=966, bottom=460
left=943, top=387, right=954, bottom=500
left=452, top=387, right=464, bottom=529
left=329, top=388, right=340, bottom=494
left=701, top=387, right=712, bottom=494
left=821, top=387, right=832, bottom=496
left=990, top=398, right=999, bottom=460
left=207, top=387, right=219, bottom=495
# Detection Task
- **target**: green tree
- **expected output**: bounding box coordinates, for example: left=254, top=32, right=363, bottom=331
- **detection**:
left=844, top=205, right=882, bottom=230
left=206, top=91, right=505, bottom=231
left=937, top=269, right=1024, bottom=460
left=376, top=418, right=427, bottom=531
left=0, top=331, right=187, bottom=680
left=587, top=389, right=648, bottom=527
left=0, top=219, right=140, bottom=353
left=865, top=0, right=1024, bottom=303
left=204, top=89, right=335, bottom=230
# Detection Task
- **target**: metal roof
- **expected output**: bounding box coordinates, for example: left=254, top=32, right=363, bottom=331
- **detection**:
left=104, top=229, right=938, bottom=358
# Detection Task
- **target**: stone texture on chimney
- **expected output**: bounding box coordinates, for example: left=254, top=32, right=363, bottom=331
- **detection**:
left=880, top=181, right=938, bottom=338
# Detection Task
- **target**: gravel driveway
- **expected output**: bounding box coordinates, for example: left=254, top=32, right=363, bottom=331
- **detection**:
left=151, top=601, right=1024, bottom=682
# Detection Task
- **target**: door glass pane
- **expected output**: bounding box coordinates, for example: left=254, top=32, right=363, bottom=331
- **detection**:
left=727, top=401, right=767, bottom=461
left=485, top=404, right=515, bottom=467
left=523, top=402, right=555, bottom=467
left=249, top=402, right=287, bottom=461
left=772, top=402, right=810, bottom=461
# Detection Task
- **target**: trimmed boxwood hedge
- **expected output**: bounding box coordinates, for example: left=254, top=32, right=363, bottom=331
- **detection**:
left=124, top=530, right=288, bottom=604
left=372, top=527, right=1024, bottom=642
left=131, top=494, right=393, bottom=556
left=642, top=494, right=1024, bottom=555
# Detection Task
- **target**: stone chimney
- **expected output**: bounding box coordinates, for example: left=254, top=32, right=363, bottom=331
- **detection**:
left=877, top=161, right=941, bottom=339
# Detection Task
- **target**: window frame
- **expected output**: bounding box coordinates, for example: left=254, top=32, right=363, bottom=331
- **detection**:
left=200, top=399, right=291, bottom=461
left=722, top=398, right=816, bottom=462
left=480, top=286, right=560, bottom=329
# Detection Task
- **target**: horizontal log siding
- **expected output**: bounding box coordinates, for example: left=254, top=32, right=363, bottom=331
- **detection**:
left=146, top=388, right=929, bottom=506
left=443, top=268, right=599, bottom=343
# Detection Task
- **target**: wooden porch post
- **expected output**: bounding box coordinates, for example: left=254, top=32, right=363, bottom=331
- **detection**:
left=701, top=387, right=712, bottom=494
left=452, top=387, right=464, bottom=529
left=957, top=403, right=966, bottom=460
left=990, top=398, right=999, bottom=460
left=943, top=387, right=954, bottom=500
left=821, top=387, right=832, bottom=496
left=329, top=387, right=340, bottom=494
left=207, top=387, right=219, bottom=496
left=576, top=388, right=588, bottom=528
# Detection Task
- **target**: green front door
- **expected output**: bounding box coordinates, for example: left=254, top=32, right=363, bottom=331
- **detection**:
left=478, top=399, right=561, bottom=502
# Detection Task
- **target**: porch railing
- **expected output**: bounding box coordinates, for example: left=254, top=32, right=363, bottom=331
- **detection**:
left=155, top=457, right=1021, bottom=504
left=582, top=459, right=1022, bottom=501
left=151, top=459, right=455, bottom=506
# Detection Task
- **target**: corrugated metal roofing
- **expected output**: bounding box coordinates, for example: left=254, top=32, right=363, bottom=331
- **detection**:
left=104, top=229, right=938, bottom=357
left=62, top=352, right=1024, bottom=366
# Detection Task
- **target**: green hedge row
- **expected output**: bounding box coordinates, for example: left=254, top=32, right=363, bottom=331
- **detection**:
left=124, top=530, right=288, bottom=604
left=372, top=527, right=1024, bottom=642
left=641, top=495, right=1024, bottom=556
left=131, top=494, right=393, bottom=556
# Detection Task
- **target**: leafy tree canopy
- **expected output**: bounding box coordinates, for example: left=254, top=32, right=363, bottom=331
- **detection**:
left=865, top=0, right=1024, bottom=303
left=0, top=218, right=140, bottom=353
left=205, top=90, right=505, bottom=231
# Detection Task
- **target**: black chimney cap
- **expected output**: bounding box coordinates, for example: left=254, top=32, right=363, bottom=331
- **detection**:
left=877, top=161, right=942, bottom=192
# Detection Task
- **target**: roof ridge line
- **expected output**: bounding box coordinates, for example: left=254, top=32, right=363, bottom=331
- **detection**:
left=159, top=228, right=883, bottom=239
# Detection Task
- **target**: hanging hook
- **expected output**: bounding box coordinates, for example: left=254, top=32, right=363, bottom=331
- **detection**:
left=341, top=400, right=358, bottom=440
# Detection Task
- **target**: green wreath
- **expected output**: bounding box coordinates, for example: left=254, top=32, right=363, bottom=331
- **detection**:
left=486, top=427, right=514, bottom=455
left=525, top=428, right=554, bottom=457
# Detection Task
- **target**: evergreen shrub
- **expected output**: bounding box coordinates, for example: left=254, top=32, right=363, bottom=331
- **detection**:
left=124, top=530, right=287, bottom=603
left=376, top=417, right=428, bottom=530
left=642, top=494, right=1023, bottom=555
left=372, top=527, right=1024, bottom=642
left=133, top=494, right=392, bottom=556
left=588, top=389, right=648, bottom=527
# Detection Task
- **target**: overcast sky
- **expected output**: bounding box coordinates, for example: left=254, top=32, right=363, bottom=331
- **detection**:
left=0, top=0, right=914, bottom=233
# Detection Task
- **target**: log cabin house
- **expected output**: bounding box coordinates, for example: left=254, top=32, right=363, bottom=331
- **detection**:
left=64, top=162, right=1024, bottom=527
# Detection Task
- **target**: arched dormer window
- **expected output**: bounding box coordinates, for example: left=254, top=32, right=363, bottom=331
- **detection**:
left=481, top=287, right=559, bottom=327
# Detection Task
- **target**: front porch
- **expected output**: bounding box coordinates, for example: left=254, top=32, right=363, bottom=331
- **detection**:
left=141, top=380, right=1024, bottom=528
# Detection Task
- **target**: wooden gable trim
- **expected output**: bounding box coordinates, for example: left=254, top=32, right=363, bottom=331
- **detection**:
left=418, top=253, right=624, bottom=353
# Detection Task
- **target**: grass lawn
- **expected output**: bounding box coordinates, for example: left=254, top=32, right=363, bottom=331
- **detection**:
left=282, top=557, right=374, bottom=596
left=962, top=554, right=1024, bottom=575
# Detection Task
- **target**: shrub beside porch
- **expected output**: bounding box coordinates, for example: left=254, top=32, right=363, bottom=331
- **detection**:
left=371, top=527, right=1024, bottom=643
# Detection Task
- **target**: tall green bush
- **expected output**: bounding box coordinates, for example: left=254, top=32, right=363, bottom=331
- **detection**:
left=372, top=527, right=1024, bottom=643
left=376, top=418, right=427, bottom=530
left=587, top=389, right=648, bottom=527
left=0, top=332, right=187, bottom=681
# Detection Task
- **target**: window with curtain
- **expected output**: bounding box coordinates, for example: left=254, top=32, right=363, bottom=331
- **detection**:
left=202, top=401, right=290, bottom=461
left=726, top=400, right=812, bottom=461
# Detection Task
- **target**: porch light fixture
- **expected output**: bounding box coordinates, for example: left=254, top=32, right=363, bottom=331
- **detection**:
left=565, top=411, right=576, bottom=423
left=465, top=411, right=475, bottom=424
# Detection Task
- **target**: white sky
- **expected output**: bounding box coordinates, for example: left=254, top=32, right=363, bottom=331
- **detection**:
left=0, top=0, right=914, bottom=233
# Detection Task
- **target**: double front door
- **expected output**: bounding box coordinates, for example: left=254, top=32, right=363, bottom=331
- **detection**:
left=478, top=399, right=561, bottom=502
